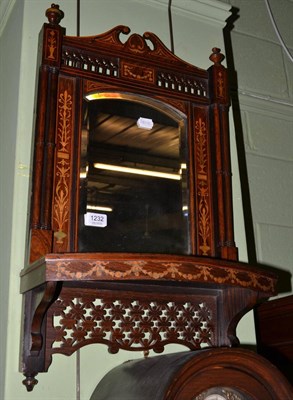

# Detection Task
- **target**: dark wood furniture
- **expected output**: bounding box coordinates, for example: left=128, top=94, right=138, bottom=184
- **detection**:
left=90, top=348, right=293, bottom=399
left=255, top=294, right=293, bottom=384
left=19, top=4, right=292, bottom=397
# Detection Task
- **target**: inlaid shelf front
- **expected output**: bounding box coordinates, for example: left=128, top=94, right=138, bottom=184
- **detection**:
left=20, top=253, right=277, bottom=391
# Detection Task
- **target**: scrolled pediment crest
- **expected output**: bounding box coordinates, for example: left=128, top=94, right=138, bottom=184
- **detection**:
left=88, top=25, right=170, bottom=57
left=66, top=25, right=197, bottom=70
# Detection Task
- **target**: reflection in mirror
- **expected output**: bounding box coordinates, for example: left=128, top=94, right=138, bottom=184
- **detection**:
left=78, top=94, right=190, bottom=254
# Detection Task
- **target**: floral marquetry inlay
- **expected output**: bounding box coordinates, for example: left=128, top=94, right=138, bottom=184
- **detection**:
left=45, top=29, right=58, bottom=61
left=41, top=255, right=277, bottom=294
left=195, top=117, right=211, bottom=256
left=122, top=62, right=154, bottom=83
left=53, top=88, right=73, bottom=247
left=217, top=71, right=225, bottom=98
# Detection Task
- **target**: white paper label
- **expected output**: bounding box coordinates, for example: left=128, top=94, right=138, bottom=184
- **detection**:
left=137, top=117, right=154, bottom=130
left=84, top=212, right=107, bottom=228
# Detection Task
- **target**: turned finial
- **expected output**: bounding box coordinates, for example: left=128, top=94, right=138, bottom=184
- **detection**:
left=209, top=48, right=225, bottom=66
left=22, top=374, right=38, bottom=392
left=45, top=4, right=64, bottom=25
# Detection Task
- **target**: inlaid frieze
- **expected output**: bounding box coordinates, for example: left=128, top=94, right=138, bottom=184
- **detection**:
left=121, top=61, right=154, bottom=83
left=48, top=257, right=275, bottom=293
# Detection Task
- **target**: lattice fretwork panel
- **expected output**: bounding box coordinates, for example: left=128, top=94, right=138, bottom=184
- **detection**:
left=61, top=48, right=208, bottom=99
left=157, top=71, right=207, bottom=97
left=46, top=286, right=217, bottom=358
left=62, top=47, right=119, bottom=77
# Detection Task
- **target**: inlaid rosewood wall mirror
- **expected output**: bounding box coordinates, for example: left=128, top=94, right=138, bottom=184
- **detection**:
left=20, top=4, right=279, bottom=392
left=27, top=3, right=238, bottom=262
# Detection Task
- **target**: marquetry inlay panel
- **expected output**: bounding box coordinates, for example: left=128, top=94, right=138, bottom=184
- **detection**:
left=41, top=254, right=276, bottom=294
left=52, top=79, right=75, bottom=252
left=193, top=108, right=213, bottom=257
left=45, top=29, right=59, bottom=61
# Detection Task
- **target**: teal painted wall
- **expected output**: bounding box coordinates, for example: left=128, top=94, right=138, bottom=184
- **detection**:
left=0, top=0, right=291, bottom=399
left=0, top=1, right=24, bottom=398
left=226, top=0, right=293, bottom=289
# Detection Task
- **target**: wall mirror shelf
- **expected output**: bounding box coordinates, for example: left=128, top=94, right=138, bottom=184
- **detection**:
left=19, top=4, right=287, bottom=396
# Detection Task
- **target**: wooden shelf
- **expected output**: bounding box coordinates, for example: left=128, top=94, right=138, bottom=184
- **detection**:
left=20, top=252, right=277, bottom=294
left=20, top=253, right=277, bottom=391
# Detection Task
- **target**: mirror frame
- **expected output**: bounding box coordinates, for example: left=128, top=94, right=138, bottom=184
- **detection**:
left=28, top=6, right=238, bottom=263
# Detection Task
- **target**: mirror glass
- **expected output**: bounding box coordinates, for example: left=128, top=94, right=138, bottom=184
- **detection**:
left=78, top=94, right=190, bottom=254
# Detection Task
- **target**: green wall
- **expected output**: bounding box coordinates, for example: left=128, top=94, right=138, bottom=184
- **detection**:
left=0, top=0, right=291, bottom=399
left=0, top=1, right=24, bottom=398
left=226, top=0, right=293, bottom=289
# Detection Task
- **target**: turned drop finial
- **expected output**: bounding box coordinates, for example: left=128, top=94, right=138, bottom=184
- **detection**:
left=45, top=4, right=64, bottom=25
left=22, top=374, right=38, bottom=392
left=209, top=48, right=225, bottom=66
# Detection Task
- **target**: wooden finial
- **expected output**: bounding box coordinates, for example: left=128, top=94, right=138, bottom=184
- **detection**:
left=22, top=374, right=38, bottom=392
left=45, top=4, right=64, bottom=25
left=209, top=47, right=225, bottom=66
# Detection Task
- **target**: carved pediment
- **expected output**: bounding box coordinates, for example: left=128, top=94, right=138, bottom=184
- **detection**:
left=65, top=25, right=205, bottom=74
